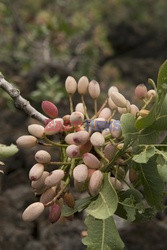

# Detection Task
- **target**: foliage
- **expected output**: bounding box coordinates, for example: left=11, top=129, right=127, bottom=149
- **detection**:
left=30, top=75, right=67, bottom=103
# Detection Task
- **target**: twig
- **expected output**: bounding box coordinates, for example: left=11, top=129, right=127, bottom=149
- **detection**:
left=0, top=73, right=48, bottom=124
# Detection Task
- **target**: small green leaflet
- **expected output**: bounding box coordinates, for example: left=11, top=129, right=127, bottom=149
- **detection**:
left=82, top=215, right=124, bottom=250
left=62, top=196, right=92, bottom=217
left=0, top=144, right=18, bottom=159
left=86, top=173, right=118, bottom=220
left=132, top=146, right=155, bottom=163
left=119, top=197, right=144, bottom=222
left=117, top=189, right=143, bottom=222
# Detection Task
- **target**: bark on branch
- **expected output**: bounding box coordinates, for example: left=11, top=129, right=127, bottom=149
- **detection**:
left=0, top=73, right=48, bottom=124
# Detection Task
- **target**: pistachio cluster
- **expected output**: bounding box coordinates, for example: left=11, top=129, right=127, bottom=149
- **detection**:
left=16, top=77, right=156, bottom=223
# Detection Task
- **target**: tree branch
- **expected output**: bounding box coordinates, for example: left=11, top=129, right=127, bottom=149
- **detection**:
left=0, top=73, right=48, bottom=124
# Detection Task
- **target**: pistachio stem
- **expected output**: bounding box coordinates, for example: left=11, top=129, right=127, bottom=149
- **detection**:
left=94, top=147, right=109, bottom=164
left=108, top=110, right=116, bottom=121
left=48, top=162, right=71, bottom=165
left=142, top=96, right=153, bottom=109
left=81, top=95, right=89, bottom=119
left=94, top=99, right=97, bottom=115
left=69, top=94, right=74, bottom=113
left=43, top=134, right=67, bottom=147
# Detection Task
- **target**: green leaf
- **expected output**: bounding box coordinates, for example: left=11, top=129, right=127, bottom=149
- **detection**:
left=137, top=128, right=160, bottom=145
left=121, top=197, right=136, bottom=222
left=150, top=95, right=167, bottom=130
left=120, top=188, right=143, bottom=203
left=117, top=190, right=144, bottom=222
left=0, top=144, right=18, bottom=159
left=157, top=163, right=167, bottom=182
left=62, top=197, right=92, bottom=217
left=132, top=146, right=155, bottom=163
left=135, top=207, right=157, bottom=222
left=156, top=150, right=167, bottom=182
left=120, top=113, right=138, bottom=147
left=86, top=173, right=118, bottom=220
left=82, top=216, right=124, bottom=250
left=155, top=149, right=167, bottom=162
left=157, top=60, right=167, bottom=95
left=135, top=104, right=157, bottom=130
left=139, top=159, right=164, bottom=208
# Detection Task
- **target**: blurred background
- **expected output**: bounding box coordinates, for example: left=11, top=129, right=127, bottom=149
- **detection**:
left=0, top=0, right=167, bottom=249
